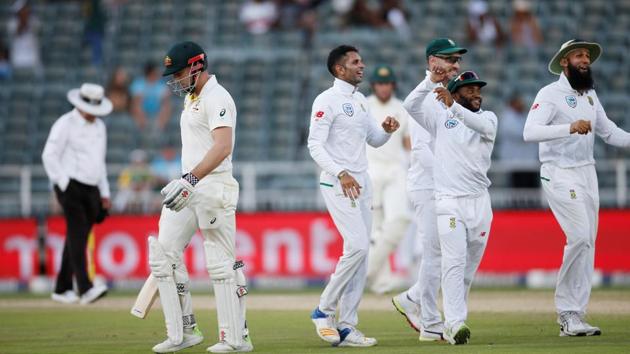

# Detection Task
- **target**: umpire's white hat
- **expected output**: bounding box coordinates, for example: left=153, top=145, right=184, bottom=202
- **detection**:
left=67, top=83, right=113, bottom=116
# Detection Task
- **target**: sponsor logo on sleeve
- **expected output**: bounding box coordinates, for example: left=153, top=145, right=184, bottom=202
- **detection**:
left=588, top=96, right=594, bottom=106
left=531, top=103, right=539, bottom=110
left=314, top=110, right=325, bottom=121
left=219, top=108, right=226, bottom=117
left=565, top=95, right=577, bottom=108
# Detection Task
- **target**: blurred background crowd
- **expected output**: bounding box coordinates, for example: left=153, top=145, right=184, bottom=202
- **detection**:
left=1, top=0, right=629, bottom=217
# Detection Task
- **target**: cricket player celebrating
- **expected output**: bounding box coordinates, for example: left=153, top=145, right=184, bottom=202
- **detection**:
left=393, top=38, right=468, bottom=342
left=365, top=64, right=412, bottom=294
left=524, top=39, right=630, bottom=337
left=308, top=45, right=400, bottom=347
left=149, top=41, right=252, bottom=353
left=404, top=38, right=497, bottom=345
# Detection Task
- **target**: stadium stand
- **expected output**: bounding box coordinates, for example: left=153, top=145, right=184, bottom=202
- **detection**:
left=0, top=0, right=628, bottom=216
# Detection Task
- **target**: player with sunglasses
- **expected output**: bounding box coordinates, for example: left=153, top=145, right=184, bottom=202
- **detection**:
left=393, top=38, right=467, bottom=344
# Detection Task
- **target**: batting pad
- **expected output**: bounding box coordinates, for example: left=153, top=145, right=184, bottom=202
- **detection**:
left=149, top=237, right=183, bottom=345
left=204, top=240, right=243, bottom=347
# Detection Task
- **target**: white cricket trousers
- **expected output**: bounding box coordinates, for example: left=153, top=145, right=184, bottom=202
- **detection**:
left=406, top=189, right=442, bottom=328
left=540, top=163, right=599, bottom=316
left=318, top=170, right=373, bottom=329
left=366, top=165, right=411, bottom=288
left=437, top=191, right=492, bottom=330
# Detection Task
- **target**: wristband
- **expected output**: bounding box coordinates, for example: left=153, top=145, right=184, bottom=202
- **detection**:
left=182, top=173, right=199, bottom=187
left=337, top=170, right=349, bottom=179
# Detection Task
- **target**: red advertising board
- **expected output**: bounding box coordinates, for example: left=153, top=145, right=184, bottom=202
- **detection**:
left=1, top=211, right=629, bottom=281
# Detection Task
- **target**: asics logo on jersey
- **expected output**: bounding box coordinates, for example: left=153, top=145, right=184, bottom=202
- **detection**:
left=445, top=118, right=459, bottom=129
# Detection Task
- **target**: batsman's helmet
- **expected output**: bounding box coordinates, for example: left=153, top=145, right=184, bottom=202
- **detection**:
left=162, top=41, right=208, bottom=96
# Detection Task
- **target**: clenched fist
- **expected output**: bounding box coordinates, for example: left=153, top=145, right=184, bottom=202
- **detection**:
left=382, top=116, right=400, bottom=133
left=570, top=119, right=592, bottom=135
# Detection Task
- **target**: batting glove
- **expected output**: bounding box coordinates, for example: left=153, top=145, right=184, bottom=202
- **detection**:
left=161, top=173, right=198, bottom=211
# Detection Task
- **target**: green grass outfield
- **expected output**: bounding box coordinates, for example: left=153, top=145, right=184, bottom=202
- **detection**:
left=1, top=290, right=629, bottom=353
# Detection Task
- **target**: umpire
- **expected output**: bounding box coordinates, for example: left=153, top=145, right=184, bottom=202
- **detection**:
left=42, top=83, right=112, bottom=305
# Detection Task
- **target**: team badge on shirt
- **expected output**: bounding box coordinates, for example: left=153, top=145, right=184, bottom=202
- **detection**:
left=445, top=118, right=459, bottom=129
left=569, top=189, right=577, bottom=199
left=449, top=217, right=456, bottom=229
left=342, top=103, right=354, bottom=117
left=565, top=95, right=577, bottom=108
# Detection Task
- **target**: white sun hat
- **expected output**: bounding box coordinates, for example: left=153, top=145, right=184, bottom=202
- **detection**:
left=548, top=39, right=602, bottom=75
left=67, top=83, right=113, bottom=117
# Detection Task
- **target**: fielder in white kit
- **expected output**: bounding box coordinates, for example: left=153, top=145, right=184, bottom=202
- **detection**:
left=148, top=41, right=252, bottom=353
left=404, top=56, right=497, bottom=343
left=364, top=64, right=412, bottom=294
left=308, top=45, right=400, bottom=347
left=524, top=39, right=630, bottom=337
left=393, top=38, right=468, bottom=342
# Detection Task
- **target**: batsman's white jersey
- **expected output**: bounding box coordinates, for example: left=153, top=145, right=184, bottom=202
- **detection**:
left=404, top=71, right=497, bottom=331
left=524, top=72, right=630, bottom=316
left=308, top=78, right=391, bottom=328
left=181, top=76, right=236, bottom=178
left=365, top=95, right=411, bottom=291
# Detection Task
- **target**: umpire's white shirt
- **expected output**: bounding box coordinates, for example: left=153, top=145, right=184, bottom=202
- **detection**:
left=524, top=72, right=630, bottom=165
left=308, top=78, right=391, bottom=176
left=181, top=75, right=236, bottom=182
left=404, top=72, right=497, bottom=198
left=42, top=109, right=110, bottom=197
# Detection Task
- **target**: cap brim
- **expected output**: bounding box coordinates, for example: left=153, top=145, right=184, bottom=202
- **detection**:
left=67, top=89, right=113, bottom=116
left=436, top=47, right=468, bottom=55
left=548, top=42, right=602, bottom=75
left=449, top=79, right=487, bottom=93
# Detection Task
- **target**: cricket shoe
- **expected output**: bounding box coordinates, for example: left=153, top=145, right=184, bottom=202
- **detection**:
left=153, top=327, right=204, bottom=353
left=335, top=327, right=377, bottom=347
left=558, top=311, right=601, bottom=336
left=51, top=290, right=79, bottom=304
left=392, top=292, right=421, bottom=332
left=79, top=283, right=108, bottom=305
left=311, top=307, right=340, bottom=344
left=420, top=323, right=445, bottom=342
left=444, top=323, right=470, bottom=345
left=207, top=334, right=253, bottom=353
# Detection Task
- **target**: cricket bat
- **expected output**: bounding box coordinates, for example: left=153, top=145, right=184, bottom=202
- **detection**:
left=130, top=274, right=158, bottom=319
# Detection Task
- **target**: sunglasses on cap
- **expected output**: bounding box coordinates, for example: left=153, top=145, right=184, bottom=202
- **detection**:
left=453, top=71, right=479, bottom=82
left=434, top=54, right=462, bottom=64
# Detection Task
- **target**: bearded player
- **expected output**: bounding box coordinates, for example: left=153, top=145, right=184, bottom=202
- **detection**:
left=148, top=41, right=252, bottom=353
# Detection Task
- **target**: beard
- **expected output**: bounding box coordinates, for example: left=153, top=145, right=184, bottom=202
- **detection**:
left=456, top=95, right=482, bottom=112
left=567, top=63, right=594, bottom=92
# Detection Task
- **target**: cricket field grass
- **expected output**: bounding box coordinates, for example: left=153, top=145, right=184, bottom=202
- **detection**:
left=1, top=289, right=629, bottom=353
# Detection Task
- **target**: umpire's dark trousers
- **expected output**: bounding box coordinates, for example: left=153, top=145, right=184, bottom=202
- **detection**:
left=54, top=179, right=100, bottom=295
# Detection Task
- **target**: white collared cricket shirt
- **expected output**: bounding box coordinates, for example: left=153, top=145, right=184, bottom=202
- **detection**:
left=524, top=72, right=630, bottom=167
left=180, top=75, right=236, bottom=177
left=308, top=78, right=391, bottom=177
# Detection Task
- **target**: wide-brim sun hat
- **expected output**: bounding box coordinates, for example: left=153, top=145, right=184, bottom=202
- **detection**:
left=548, top=39, right=602, bottom=75
left=67, top=83, right=113, bottom=116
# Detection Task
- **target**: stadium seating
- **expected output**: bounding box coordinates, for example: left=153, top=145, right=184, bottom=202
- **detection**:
left=0, top=0, right=628, bottom=215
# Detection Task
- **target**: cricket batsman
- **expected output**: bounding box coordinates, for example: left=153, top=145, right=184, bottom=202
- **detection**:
left=308, top=45, right=399, bottom=347
left=148, top=41, right=252, bottom=353
left=524, top=39, right=630, bottom=337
